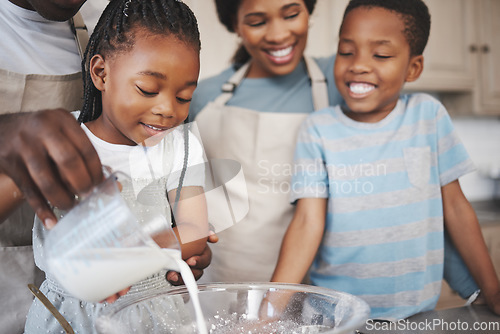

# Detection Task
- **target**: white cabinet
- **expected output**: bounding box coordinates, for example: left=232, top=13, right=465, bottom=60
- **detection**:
left=405, top=0, right=500, bottom=115
left=186, top=0, right=499, bottom=114
left=405, top=0, right=476, bottom=92
left=183, top=0, right=238, bottom=80
left=475, top=0, right=500, bottom=114
left=305, top=0, right=348, bottom=58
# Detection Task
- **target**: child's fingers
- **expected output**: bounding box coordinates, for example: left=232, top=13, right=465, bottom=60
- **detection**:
left=102, top=295, right=118, bottom=304
left=193, top=244, right=212, bottom=271
left=166, top=271, right=183, bottom=285
left=101, top=287, right=130, bottom=303
left=190, top=268, right=204, bottom=281
left=207, top=230, right=219, bottom=243
left=166, top=266, right=204, bottom=285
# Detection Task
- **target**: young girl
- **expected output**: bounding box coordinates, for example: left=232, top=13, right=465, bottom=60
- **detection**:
left=22, top=0, right=209, bottom=332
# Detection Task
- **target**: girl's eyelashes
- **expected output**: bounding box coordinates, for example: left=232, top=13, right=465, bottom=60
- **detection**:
left=337, top=48, right=353, bottom=56
left=337, top=42, right=353, bottom=56
left=338, top=52, right=353, bottom=56
left=136, top=85, right=158, bottom=97
left=136, top=84, right=193, bottom=104
left=176, top=97, right=192, bottom=104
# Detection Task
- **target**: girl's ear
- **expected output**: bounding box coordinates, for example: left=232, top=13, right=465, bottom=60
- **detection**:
left=405, top=55, right=424, bottom=83
left=90, top=54, right=107, bottom=91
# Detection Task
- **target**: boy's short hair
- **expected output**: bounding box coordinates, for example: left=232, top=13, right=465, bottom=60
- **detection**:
left=342, top=0, right=431, bottom=56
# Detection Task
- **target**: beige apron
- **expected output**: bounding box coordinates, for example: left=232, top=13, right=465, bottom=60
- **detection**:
left=196, top=57, right=328, bottom=283
left=0, top=13, right=88, bottom=333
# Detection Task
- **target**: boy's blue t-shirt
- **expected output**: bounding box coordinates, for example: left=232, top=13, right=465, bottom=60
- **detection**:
left=291, top=93, right=475, bottom=320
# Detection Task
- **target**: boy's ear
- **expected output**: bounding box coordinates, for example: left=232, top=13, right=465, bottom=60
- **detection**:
left=405, top=55, right=424, bottom=83
left=90, top=54, right=107, bottom=91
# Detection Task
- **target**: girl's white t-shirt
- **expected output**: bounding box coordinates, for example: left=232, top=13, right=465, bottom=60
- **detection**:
left=80, top=122, right=206, bottom=193
left=32, top=117, right=206, bottom=275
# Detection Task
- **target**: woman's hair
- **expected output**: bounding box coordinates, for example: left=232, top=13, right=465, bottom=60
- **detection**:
left=79, top=0, right=201, bottom=123
left=214, top=0, right=317, bottom=66
left=341, top=0, right=430, bottom=56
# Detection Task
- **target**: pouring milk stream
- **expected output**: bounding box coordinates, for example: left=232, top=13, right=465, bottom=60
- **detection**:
left=45, top=171, right=208, bottom=334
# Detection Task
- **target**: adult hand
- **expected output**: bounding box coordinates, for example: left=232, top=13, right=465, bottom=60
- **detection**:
left=166, top=231, right=218, bottom=285
left=0, top=109, right=103, bottom=228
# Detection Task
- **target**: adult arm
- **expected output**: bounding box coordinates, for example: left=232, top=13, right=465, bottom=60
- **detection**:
left=442, top=180, right=500, bottom=314
left=0, top=110, right=103, bottom=228
left=271, top=197, right=327, bottom=283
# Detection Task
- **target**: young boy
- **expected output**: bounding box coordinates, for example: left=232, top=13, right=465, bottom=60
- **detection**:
left=271, top=0, right=500, bottom=320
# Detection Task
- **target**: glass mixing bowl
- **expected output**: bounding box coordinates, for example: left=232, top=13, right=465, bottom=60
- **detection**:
left=96, top=282, right=370, bottom=334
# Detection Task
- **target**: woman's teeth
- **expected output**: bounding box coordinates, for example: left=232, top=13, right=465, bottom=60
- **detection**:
left=268, top=46, right=293, bottom=58
left=349, top=83, right=375, bottom=95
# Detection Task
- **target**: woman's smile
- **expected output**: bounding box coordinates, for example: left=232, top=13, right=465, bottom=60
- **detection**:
left=265, top=45, right=295, bottom=65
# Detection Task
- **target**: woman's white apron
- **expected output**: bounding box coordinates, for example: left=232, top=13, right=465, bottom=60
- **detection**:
left=195, top=57, right=328, bottom=283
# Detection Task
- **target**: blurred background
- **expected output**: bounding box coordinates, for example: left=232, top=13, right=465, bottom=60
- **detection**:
left=182, top=0, right=500, bottom=202
left=183, top=0, right=500, bottom=308
left=80, top=0, right=500, bottom=308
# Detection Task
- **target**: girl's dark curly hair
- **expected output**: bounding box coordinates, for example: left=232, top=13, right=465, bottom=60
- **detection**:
left=78, top=0, right=200, bottom=223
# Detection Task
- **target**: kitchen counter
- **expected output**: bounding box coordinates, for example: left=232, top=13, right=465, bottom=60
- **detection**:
left=357, top=305, right=500, bottom=334
left=472, top=198, right=500, bottom=279
left=471, top=199, right=500, bottom=225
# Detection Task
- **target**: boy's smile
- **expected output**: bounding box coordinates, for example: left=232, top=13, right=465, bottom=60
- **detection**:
left=334, top=6, right=423, bottom=123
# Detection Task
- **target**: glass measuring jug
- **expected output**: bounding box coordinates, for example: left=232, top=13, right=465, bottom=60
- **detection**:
left=45, top=171, right=181, bottom=303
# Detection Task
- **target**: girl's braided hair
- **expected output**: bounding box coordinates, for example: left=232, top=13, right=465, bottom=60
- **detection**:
left=78, top=0, right=200, bottom=226
left=79, top=0, right=201, bottom=123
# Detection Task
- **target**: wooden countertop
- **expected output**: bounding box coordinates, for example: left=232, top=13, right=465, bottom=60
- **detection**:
left=471, top=199, right=500, bottom=225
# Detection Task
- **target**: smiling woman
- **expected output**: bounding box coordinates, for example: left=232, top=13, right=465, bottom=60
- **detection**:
left=189, top=0, right=343, bottom=284
left=233, top=0, right=310, bottom=78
